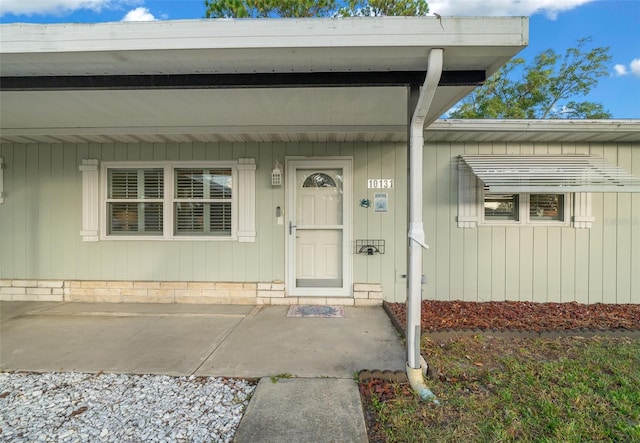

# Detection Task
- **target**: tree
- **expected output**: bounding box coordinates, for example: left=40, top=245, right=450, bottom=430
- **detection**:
left=338, top=0, right=429, bottom=16
left=449, top=38, right=612, bottom=119
left=205, top=0, right=337, bottom=18
left=204, top=0, right=429, bottom=18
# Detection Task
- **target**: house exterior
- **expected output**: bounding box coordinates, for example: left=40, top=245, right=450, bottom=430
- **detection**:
left=1, top=18, right=639, bottom=306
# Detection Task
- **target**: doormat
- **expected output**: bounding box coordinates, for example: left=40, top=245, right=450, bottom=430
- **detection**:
left=286, top=305, right=345, bottom=318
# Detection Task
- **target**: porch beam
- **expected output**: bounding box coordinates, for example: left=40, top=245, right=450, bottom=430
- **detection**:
left=0, top=70, right=485, bottom=91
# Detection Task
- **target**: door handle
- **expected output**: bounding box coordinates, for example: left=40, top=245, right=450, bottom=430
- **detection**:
left=289, top=221, right=297, bottom=235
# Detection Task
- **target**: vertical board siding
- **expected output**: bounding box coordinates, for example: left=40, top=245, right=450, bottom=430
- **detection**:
left=352, top=141, right=404, bottom=302
left=379, top=142, right=400, bottom=299
left=461, top=143, right=480, bottom=301
left=256, top=142, right=275, bottom=283
left=0, top=140, right=638, bottom=305
left=365, top=142, right=383, bottom=284
left=0, top=141, right=404, bottom=295
left=616, top=145, right=632, bottom=303
left=352, top=142, right=369, bottom=288
left=490, top=143, right=508, bottom=301
left=423, top=143, right=438, bottom=299
left=422, top=140, right=639, bottom=304
left=0, top=145, right=14, bottom=277
left=504, top=227, right=520, bottom=299
left=435, top=143, right=452, bottom=301
left=393, top=142, right=408, bottom=301
left=632, top=145, right=640, bottom=301
left=448, top=144, right=466, bottom=300
left=50, top=144, right=66, bottom=277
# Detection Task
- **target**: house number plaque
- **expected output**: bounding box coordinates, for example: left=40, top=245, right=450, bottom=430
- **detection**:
left=367, top=179, right=394, bottom=189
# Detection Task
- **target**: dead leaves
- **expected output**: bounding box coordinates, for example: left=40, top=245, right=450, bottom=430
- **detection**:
left=386, top=300, right=640, bottom=332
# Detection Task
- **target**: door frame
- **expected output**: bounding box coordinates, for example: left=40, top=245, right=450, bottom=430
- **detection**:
left=285, top=157, right=353, bottom=297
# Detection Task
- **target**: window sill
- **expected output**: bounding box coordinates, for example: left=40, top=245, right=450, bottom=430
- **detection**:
left=101, top=235, right=237, bottom=241
left=479, top=221, right=570, bottom=228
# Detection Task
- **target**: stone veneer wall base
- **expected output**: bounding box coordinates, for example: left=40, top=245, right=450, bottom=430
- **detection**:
left=0, top=280, right=383, bottom=306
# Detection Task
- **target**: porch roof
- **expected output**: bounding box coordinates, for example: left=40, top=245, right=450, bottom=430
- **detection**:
left=0, top=17, right=528, bottom=144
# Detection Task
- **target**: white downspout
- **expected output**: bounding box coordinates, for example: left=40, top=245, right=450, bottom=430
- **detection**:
left=406, top=48, right=443, bottom=402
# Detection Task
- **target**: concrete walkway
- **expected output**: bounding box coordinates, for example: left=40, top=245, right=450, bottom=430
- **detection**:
left=1, top=301, right=406, bottom=442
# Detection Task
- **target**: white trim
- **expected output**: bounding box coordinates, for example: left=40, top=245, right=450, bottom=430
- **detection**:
left=573, top=192, right=595, bottom=229
left=1, top=17, right=528, bottom=55
left=99, top=160, right=245, bottom=241
left=237, top=158, right=257, bottom=242
left=79, top=159, right=99, bottom=241
left=428, top=119, right=640, bottom=142
left=456, top=162, right=479, bottom=228
left=286, top=157, right=353, bottom=297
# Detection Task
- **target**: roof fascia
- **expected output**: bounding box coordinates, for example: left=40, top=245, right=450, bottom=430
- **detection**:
left=429, top=119, right=640, bottom=134
left=424, top=119, right=640, bottom=143
left=0, top=17, right=528, bottom=54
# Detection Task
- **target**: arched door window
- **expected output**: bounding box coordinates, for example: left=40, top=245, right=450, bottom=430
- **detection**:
left=302, top=172, right=336, bottom=188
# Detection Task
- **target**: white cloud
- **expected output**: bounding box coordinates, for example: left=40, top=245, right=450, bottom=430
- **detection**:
left=614, top=64, right=628, bottom=76
left=427, top=0, right=595, bottom=20
left=613, top=59, right=640, bottom=78
left=630, top=59, right=640, bottom=77
left=0, top=0, right=140, bottom=16
left=122, top=6, right=155, bottom=21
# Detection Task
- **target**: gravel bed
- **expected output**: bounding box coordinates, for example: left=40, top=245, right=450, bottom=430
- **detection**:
left=0, top=372, right=256, bottom=443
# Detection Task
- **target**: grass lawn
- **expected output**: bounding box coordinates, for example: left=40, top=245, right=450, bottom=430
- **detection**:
left=360, top=335, right=640, bottom=443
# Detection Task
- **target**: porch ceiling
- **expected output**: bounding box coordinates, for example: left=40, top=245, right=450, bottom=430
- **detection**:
left=0, top=17, right=529, bottom=144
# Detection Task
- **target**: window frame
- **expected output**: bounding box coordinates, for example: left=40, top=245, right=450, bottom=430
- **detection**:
left=100, top=161, right=238, bottom=241
left=480, top=189, right=571, bottom=227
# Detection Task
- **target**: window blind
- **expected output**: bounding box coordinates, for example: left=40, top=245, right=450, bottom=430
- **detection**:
left=107, top=168, right=164, bottom=234
left=174, top=168, right=232, bottom=236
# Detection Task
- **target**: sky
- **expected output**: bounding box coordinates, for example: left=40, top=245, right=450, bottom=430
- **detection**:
left=1, top=0, right=639, bottom=118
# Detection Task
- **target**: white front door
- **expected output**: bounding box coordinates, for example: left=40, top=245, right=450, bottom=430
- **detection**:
left=286, top=159, right=352, bottom=296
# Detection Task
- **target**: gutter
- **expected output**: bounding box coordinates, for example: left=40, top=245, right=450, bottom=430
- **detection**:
left=406, top=48, right=443, bottom=402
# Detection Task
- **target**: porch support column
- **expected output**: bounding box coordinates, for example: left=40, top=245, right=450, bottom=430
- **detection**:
left=406, top=49, right=443, bottom=371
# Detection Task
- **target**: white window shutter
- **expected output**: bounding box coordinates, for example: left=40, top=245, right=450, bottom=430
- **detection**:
left=79, top=159, right=100, bottom=241
left=237, top=158, right=256, bottom=242
left=457, top=161, right=480, bottom=228
left=573, top=192, right=594, bottom=229
left=0, top=157, right=4, bottom=204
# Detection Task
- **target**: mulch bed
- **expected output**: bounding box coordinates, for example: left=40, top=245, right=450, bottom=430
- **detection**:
left=384, top=300, right=640, bottom=333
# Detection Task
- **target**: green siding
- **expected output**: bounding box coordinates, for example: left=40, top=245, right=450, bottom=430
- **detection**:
left=423, top=140, right=640, bottom=304
left=0, top=140, right=638, bottom=304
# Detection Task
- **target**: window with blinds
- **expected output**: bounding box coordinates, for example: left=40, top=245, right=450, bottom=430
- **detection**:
left=102, top=162, right=246, bottom=240
left=484, top=194, right=519, bottom=221
left=107, top=168, right=164, bottom=235
left=482, top=192, right=568, bottom=225
left=174, top=169, right=232, bottom=236
left=529, top=194, right=564, bottom=221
